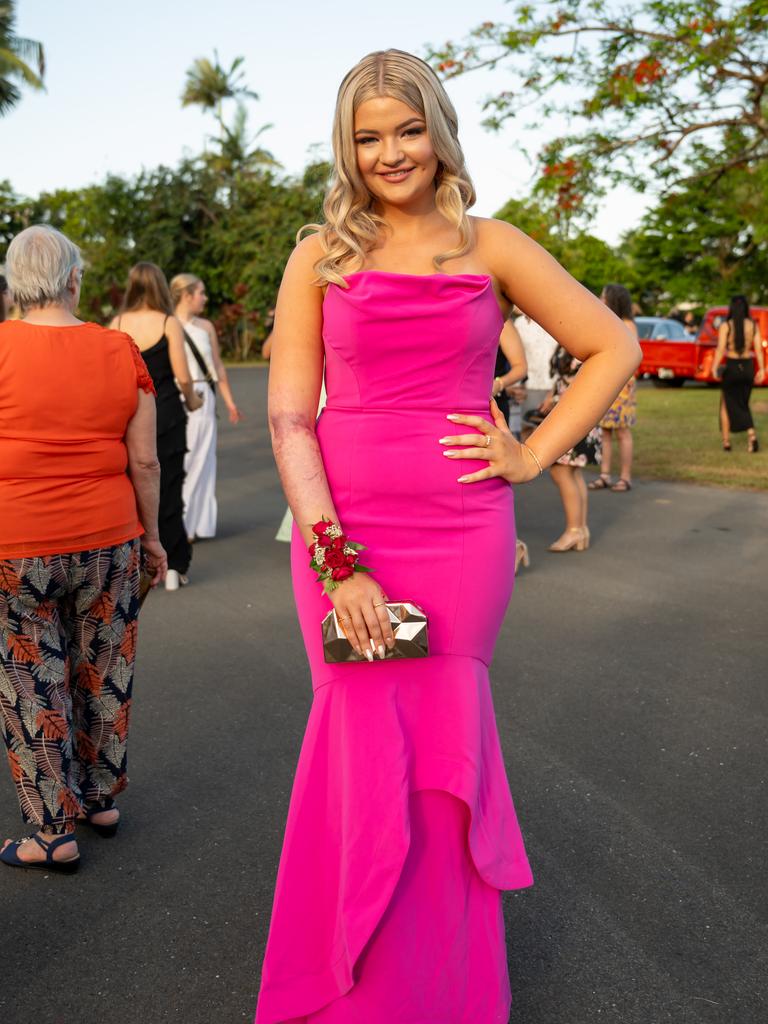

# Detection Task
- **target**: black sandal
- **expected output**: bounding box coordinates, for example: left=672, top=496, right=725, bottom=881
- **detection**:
left=0, top=832, right=80, bottom=873
left=80, top=798, right=120, bottom=838
left=588, top=474, right=612, bottom=490
left=611, top=478, right=632, bottom=492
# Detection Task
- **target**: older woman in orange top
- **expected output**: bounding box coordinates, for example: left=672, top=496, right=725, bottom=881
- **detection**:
left=0, top=226, right=166, bottom=874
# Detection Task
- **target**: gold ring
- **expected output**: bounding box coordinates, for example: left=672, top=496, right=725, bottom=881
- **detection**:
left=485, top=434, right=492, bottom=447
left=373, top=601, right=386, bottom=608
left=338, top=614, right=351, bottom=623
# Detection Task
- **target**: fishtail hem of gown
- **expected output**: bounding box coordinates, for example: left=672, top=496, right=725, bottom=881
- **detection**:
left=255, top=655, right=532, bottom=1024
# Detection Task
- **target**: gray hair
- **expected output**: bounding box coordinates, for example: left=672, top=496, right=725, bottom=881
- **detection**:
left=5, top=225, right=83, bottom=312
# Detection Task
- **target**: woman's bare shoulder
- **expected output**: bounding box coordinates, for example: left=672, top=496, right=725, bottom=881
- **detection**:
left=192, top=315, right=216, bottom=333
left=471, top=215, right=543, bottom=269
left=472, top=215, right=528, bottom=247
left=289, top=232, right=325, bottom=273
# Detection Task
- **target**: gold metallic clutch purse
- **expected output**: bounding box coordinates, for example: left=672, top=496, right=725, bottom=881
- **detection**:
left=322, top=603, right=429, bottom=663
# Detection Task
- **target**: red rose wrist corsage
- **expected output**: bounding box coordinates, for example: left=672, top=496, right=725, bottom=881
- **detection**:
left=309, top=518, right=371, bottom=594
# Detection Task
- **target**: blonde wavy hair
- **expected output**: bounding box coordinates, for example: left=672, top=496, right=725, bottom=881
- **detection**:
left=302, top=49, right=476, bottom=286
left=170, top=272, right=202, bottom=308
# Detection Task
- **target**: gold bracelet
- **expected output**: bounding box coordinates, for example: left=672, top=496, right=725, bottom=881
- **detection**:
left=522, top=442, right=544, bottom=476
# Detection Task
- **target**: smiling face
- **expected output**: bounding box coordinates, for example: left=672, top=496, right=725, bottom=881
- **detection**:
left=353, top=96, right=439, bottom=209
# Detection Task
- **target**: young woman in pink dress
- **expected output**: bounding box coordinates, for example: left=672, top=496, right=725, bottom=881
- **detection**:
left=257, top=50, right=640, bottom=1024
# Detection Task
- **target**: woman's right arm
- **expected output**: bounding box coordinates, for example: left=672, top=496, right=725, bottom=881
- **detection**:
left=712, top=322, right=728, bottom=378
left=166, top=316, right=203, bottom=411
left=753, top=324, right=765, bottom=380
left=125, top=391, right=167, bottom=585
left=269, top=237, right=394, bottom=658
left=495, top=319, right=527, bottom=395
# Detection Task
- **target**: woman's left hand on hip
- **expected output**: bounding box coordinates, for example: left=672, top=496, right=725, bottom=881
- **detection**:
left=439, top=400, right=540, bottom=485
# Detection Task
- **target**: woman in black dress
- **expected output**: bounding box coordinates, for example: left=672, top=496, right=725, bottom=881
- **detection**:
left=111, top=263, right=202, bottom=587
left=712, top=295, right=765, bottom=452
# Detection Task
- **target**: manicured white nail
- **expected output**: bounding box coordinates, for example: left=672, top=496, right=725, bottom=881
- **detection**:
left=365, top=649, right=374, bottom=663
left=446, top=414, right=460, bottom=421
left=378, top=645, right=386, bottom=659
left=438, top=437, right=452, bottom=444
left=457, top=476, right=469, bottom=483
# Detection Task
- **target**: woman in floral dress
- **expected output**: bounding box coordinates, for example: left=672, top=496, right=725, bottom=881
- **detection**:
left=538, top=346, right=601, bottom=551
left=589, top=284, right=638, bottom=492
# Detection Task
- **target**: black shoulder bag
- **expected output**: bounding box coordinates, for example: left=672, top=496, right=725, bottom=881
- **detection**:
left=183, top=328, right=217, bottom=395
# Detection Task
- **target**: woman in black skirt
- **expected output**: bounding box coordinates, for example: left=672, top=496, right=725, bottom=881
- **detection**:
left=712, top=296, right=765, bottom=452
left=111, top=264, right=203, bottom=587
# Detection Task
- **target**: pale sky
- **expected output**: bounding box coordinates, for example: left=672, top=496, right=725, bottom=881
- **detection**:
left=4, top=0, right=650, bottom=244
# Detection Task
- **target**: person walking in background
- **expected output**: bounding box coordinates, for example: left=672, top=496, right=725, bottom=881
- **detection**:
left=111, top=264, right=202, bottom=591
left=0, top=273, right=10, bottom=321
left=544, top=345, right=602, bottom=551
left=0, top=226, right=166, bottom=873
left=712, top=295, right=764, bottom=452
left=492, top=318, right=527, bottom=436
left=589, top=284, right=638, bottom=493
left=515, top=309, right=558, bottom=429
left=491, top=321, right=530, bottom=571
left=171, top=273, right=243, bottom=542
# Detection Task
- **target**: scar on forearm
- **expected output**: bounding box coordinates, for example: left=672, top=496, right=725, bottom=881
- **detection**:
left=269, top=410, right=315, bottom=437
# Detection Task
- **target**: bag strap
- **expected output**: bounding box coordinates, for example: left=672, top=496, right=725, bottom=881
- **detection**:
left=182, top=327, right=216, bottom=393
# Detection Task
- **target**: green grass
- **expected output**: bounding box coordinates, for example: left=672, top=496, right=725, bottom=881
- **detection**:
left=223, top=359, right=268, bottom=367
left=616, top=385, right=768, bottom=490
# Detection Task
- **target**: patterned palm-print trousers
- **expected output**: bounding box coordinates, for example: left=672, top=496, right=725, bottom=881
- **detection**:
left=0, top=541, right=140, bottom=835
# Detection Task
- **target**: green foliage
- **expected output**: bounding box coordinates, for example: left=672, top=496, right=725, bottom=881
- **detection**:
left=494, top=195, right=625, bottom=295
left=0, top=50, right=329, bottom=358
left=428, top=1, right=768, bottom=216
left=0, top=159, right=330, bottom=357
left=496, top=150, right=768, bottom=311
left=0, top=0, right=45, bottom=115
left=620, top=151, right=768, bottom=309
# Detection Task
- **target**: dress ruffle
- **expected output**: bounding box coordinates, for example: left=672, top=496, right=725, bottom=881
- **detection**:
left=255, top=655, right=532, bottom=1024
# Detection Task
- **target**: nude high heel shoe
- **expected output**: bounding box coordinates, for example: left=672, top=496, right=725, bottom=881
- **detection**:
left=549, top=527, right=589, bottom=553
left=515, top=539, right=530, bottom=573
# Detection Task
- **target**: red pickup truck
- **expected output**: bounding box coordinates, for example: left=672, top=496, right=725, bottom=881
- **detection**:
left=638, top=306, right=768, bottom=386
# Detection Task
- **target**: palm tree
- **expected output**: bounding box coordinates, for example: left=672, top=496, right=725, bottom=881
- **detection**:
left=214, top=102, right=278, bottom=175
left=182, top=52, right=277, bottom=176
left=181, top=52, right=258, bottom=137
left=0, top=1, right=45, bottom=116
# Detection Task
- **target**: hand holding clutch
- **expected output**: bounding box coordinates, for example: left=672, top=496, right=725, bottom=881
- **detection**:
left=323, top=603, right=429, bottom=663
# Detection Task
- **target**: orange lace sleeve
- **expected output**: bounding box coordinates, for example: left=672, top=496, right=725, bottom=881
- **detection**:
left=128, top=341, right=157, bottom=396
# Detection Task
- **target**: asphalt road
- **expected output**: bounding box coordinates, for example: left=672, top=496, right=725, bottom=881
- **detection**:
left=2, top=367, right=766, bottom=1024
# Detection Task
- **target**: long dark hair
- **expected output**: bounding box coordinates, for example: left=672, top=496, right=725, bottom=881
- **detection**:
left=602, top=283, right=634, bottom=321
left=120, top=262, right=174, bottom=315
left=727, top=294, right=751, bottom=354
left=0, top=274, right=7, bottom=323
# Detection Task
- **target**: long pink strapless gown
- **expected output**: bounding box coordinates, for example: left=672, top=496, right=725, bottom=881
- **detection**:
left=256, top=272, right=533, bottom=1024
